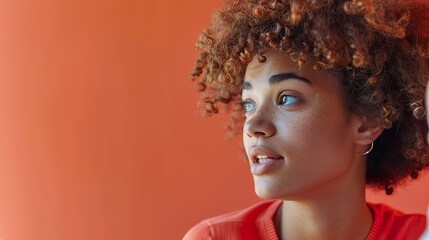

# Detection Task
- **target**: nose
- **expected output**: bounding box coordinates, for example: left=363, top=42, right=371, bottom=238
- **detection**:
left=243, top=108, right=276, bottom=138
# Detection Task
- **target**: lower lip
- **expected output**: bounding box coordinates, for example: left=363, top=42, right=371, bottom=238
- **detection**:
left=250, top=159, right=283, bottom=175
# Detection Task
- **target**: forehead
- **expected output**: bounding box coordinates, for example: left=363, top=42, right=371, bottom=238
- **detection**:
left=244, top=51, right=323, bottom=86
left=242, top=51, right=344, bottom=96
left=244, top=52, right=301, bottom=81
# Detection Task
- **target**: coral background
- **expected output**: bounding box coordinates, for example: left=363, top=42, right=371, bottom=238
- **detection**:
left=0, top=0, right=427, bottom=239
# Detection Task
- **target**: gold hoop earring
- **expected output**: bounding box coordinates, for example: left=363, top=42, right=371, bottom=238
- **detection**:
left=362, top=136, right=374, bottom=156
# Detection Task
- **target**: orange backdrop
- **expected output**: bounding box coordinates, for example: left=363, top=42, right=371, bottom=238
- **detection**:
left=0, top=0, right=427, bottom=239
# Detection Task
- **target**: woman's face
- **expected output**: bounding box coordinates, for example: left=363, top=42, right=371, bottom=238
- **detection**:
left=242, top=52, right=362, bottom=200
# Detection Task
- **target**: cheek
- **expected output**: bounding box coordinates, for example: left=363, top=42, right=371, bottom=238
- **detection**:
left=276, top=111, right=322, bottom=148
left=243, top=134, right=249, bottom=151
left=277, top=106, right=346, bottom=156
left=242, top=126, right=252, bottom=154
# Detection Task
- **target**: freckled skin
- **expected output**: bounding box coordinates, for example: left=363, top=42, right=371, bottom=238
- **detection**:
left=242, top=52, right=365, bottom=200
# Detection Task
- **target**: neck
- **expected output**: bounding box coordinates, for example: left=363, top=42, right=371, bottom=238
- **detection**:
left=275, top=158, right=372, bottom=240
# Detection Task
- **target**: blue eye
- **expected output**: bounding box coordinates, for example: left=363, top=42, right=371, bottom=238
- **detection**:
left=278, top=94, right=300, bottom=106
left=242, top=100, right=255, bottom=113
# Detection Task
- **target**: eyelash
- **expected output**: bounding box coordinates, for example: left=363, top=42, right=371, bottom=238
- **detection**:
left=242, top=92, right=301, bottom=114
left=278, top=93, right=301, bottom=106
left=242, top=100, right=255, bottom=114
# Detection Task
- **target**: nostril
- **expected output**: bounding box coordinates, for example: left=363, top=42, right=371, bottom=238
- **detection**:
left=248, top=131, right=267, bottom=138
left=254, top=131, right=265, bottom=136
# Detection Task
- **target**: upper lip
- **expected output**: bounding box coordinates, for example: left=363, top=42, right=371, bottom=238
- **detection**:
left=248, top=146, right=283, bottom=163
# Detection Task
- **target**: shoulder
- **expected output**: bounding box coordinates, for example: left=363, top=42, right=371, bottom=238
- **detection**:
left=367, top=202, right=426, bottom=240
left=183, top=200, right=281, bottom=240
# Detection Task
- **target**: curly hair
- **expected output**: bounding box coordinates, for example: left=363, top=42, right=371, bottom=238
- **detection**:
left=190, top=0, right=429, bottom=194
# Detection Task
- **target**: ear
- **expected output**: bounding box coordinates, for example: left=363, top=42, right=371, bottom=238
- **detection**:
left=351, top=114, right=384, bottom=145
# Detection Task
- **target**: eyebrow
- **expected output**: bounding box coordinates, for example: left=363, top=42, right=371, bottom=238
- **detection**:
left=243, top=72, right=311, bottom=90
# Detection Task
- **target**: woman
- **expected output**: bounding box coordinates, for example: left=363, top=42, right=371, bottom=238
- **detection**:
left=185, top=0, right=429, bottom=239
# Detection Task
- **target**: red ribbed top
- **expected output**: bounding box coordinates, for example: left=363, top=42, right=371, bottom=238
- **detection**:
left=366, top=203, right=426, bottom=240
left=183, top=200, right=426, bottom=240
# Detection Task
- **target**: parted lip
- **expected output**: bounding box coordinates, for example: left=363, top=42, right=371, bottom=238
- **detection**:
left=248, top=146, right=284, bottom=163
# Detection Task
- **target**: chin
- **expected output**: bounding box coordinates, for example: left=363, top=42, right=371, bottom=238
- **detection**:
left=255, top=188, right=290, bottom=200
left=254, top=181, right=287, bottom=200
left=253, top=178, right=307, bottom=200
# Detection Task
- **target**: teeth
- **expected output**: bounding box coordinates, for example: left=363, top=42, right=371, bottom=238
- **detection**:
left=258, top=158, right=274, bottom=164
left=257, top=155, right=279, bottom=160
left=256, top=155, right=283, bottom=163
